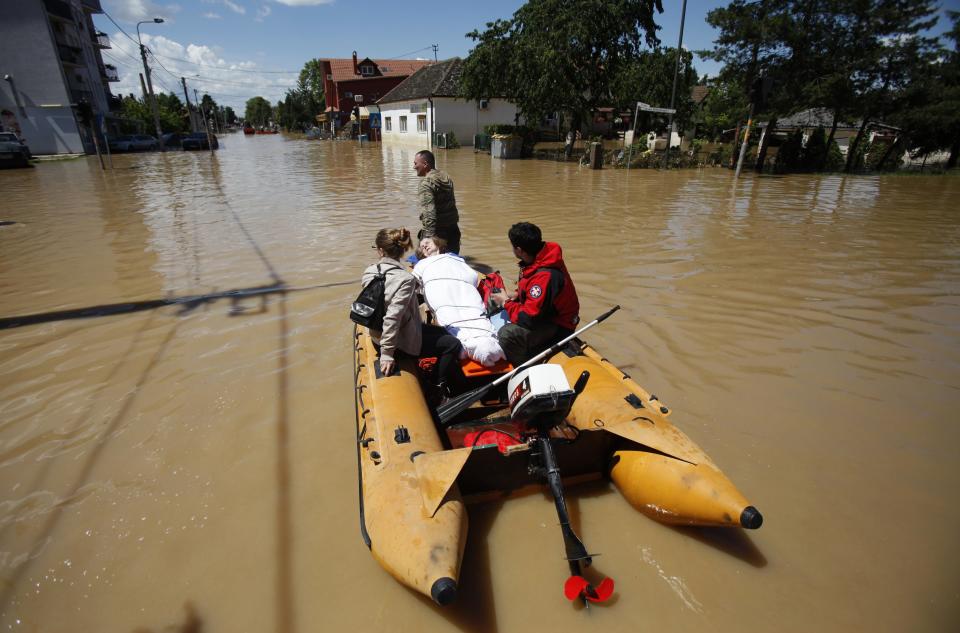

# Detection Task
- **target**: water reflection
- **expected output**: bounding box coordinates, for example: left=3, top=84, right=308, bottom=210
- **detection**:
left=1, top=136, right=958, bottom=632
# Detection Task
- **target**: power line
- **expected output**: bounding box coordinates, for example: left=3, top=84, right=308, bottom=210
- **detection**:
left=188, top=75, right=296, bottom=89
left=384, top=45, right=435, bottom=60
left=100, top=9, right=140, bottom=47
left=151, top=73, right=178, bottom=95
left=148, top=49, right=180, bottom=82
left=143, top=53, right=296, bottom=88
left=106, top=42, right=144, bottom=66
left=151, top=52, right=299, bottom=74
left=102, top=51, right=138, bottom=69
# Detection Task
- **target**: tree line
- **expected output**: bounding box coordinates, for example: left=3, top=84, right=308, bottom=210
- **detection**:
left=459, top=0, right=959, bottom=172
left=244, top=59, right=326, bottom=130
left=119, top=92, right=236, bottom=135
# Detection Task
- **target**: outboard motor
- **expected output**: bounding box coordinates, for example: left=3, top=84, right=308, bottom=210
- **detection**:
left=507, top=364, right=577, bottom=428
left=509, top=365, right=611, bottom=605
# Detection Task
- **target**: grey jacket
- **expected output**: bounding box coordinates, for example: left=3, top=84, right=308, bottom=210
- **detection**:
left=361, top=257, right=421, bottom=362
left=418, top=169, right=459, bottom=236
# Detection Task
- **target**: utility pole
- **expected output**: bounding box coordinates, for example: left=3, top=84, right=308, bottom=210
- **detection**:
left=662, top=0, right=687, bottom=169
left=432, top=44, right=438, bottom=63
left=137, top=19, right=166, bottom=150
left=181, top=77, right=196, bottom=132
left=733, top=102, right=755, bottom=178
left=195, top=88, right=215, bottom=154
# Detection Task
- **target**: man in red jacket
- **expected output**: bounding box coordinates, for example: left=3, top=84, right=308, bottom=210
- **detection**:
left=488, top=222, right=580, bottom=365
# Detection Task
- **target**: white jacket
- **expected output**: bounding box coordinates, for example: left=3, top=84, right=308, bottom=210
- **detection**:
left=412, top=253, right=505, bottom=366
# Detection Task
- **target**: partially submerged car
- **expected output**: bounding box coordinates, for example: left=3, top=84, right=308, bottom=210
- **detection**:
left=0, top=132, right=31, bottom=168
left=181, top=132, right=219, bottom=151
left=108, top=135, right=158, bottom=152
left=161, top=132, right=187, bottom=149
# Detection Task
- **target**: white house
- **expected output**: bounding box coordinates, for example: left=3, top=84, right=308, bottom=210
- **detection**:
left=376, top=58, right=519, bottom=148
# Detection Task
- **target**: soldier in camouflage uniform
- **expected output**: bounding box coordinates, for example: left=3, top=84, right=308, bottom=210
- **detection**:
left=413, top=149, right=461, bottom=254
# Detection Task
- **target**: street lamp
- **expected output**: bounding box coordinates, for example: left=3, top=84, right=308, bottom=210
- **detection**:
left=136, top=17, right=164, bottom=44
left=136, top=18, right=165, bottom=150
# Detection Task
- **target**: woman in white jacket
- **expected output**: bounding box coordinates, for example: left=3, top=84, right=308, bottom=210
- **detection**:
left=413, top=237, right=506, bottom=374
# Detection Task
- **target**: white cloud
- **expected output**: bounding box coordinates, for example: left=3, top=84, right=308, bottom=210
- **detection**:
left=255, top=5, right=271, bottom=20
left=221, top=0, right=246, bottom=15
left=106, top=32, right=298, bottom=111
left=272, top=0, right=335, bottom=6
left=203, top=11, right=222, bottom=19
left=104, top=0, right=180, bottom=23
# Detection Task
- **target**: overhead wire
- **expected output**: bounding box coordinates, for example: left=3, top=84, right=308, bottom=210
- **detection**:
left=100, top=9, right=140, bottom=47
left=151, top=52, right=299, bottom=74
left=101, top=51, right=138, bottom=71
left=147, top=50, right=180, bottom=82
left=106, top=41, right=145, bottom=66
left=186, top=74, right=297, bottom=89
left=384, top=45, right=434, bottom=60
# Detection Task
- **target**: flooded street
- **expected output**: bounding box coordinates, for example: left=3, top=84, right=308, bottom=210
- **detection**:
left=1, top=136, right=958, bottom=632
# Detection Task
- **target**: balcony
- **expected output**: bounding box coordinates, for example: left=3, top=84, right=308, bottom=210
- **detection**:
left=44, top=0, right=74, bottom=22
left=81, top=0, right=104, bottom=12
left=58, top=44, right=84, bottom=67
left=102, top=64, right=119, bottom=82
left=71, top=89, right=94, bottom=106
left=92, top=31, right=110, bottom=49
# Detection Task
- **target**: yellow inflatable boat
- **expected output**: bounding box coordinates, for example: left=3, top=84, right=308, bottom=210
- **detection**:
left=351, top=307, right=761, bottom=606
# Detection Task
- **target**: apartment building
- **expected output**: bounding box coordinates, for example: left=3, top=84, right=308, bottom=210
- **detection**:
left=0, top=0, right=120, bottom=155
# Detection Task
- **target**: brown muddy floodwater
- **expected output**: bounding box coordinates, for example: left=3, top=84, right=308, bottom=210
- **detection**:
left=1, top=136, right=958, bottom=633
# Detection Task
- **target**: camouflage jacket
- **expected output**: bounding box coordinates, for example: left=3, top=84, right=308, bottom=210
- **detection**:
left=418, top=169, right=459, bottom=236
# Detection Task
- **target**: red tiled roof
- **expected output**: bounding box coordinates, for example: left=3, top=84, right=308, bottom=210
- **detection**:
left=323, top=58, right=433, bottom=83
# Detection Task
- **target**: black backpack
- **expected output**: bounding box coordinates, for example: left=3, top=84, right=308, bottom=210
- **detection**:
left=350, top=264, right=387, bottom=330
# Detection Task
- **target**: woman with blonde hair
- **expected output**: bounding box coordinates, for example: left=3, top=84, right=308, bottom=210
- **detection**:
left=361, top=227, right=419, bottom=376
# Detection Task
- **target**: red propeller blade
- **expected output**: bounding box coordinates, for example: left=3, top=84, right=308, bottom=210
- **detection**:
left=564, top=576, right=590, bottom=601
left=564, top=576, right=615, bottom=603
left=585, top=577, right=615, bottom=603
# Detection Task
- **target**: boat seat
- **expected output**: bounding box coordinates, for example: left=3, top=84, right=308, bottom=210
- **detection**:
left=460, top=357, right=513, bottom=378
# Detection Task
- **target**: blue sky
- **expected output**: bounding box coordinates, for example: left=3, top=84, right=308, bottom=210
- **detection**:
left=94, top=0, right=959, bottom=111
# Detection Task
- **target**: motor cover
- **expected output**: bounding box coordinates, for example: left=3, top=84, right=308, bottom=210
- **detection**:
left=508, top=364, right=576, bottom=425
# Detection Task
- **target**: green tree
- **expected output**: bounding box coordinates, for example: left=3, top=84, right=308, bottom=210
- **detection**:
left=119, top=93, right=188, bottom=134
left=701, top=0, right=794, bottom=171
left=224, top=106, right=237, bottom=124
left=837, top=0, right=938, bottom=172
left=245, top=96, right=273, bottom=126
left=461, top=0, right=664, bottom=135
left=200, top=93, right=218, bottom=114
left=274, top=59, right=326, bottom=131
left=702, top=0, right=940, bottom=173
left=694, top=76, right=747, bottom=141
left=298, top=59, right=325, bottom=107
left=612, top=47, right=698, bottom=140
left=890, top=11, right=960, bottom=169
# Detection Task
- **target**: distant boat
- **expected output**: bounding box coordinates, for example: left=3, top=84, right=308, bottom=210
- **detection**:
left=243, top=126, right=255, bottom=135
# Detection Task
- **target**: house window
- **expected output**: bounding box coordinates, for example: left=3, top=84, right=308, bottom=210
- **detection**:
left=360, top=65, right=374, bottom=76
left=385, top=117, right=392, bottom=131
left=417, top=115, right=427, bottom=133
left=399, top=116, right=407, bottom=133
